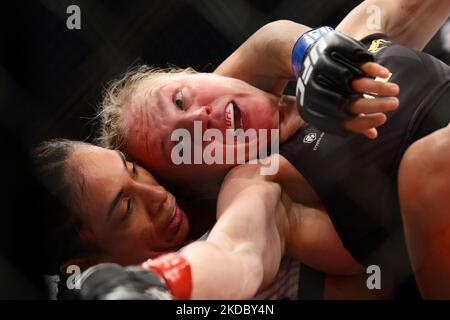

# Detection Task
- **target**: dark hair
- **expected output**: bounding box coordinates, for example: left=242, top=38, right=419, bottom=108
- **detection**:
left=32, top=139, right=97, bottom=277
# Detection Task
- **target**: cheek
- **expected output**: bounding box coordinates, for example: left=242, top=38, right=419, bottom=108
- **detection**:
left=124, top=216, right=158, bottom=250
left=248, top=103, right=277, bottom=129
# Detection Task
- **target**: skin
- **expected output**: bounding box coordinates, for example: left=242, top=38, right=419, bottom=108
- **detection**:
left=338, top=0, right=450, bottom=298
left=124, top=73, right=280, bottom=194
left=216, top=22, right=397, bottom=139
left=121, top=0, right=450, bottom=204
left=60, top=144, right=362, bottom=299
left=62, top=145, right=189, bottom=270
left=336, top=0, right=450, bottom=52
left=398, top=123, right=450, bottom=298
left=121, top=1, right=450, bottom=298
left=75, top=0, right=448, bottom=297
left=123, top=68, right=398, bottom=197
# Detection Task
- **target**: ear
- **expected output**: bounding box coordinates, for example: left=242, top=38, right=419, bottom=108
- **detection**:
left=59, top=257, right=98, bottom=276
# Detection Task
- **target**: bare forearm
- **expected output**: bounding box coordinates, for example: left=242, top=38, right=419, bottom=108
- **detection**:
left=178, top=164, right=286, bottom=299
left=387, top=0, right=450, bottom=50
left=180, top=241, right=264, bottom=299
left=215, top=20, right=310, bottom=94
left=337, top=0, right=450, bottom=50
left=215, top=0, right=450, bottom=95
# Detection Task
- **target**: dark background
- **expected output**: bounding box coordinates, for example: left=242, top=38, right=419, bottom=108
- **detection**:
left=2, top=0, right=449, bottom=151
left=0, top=0, right=449, bottom=299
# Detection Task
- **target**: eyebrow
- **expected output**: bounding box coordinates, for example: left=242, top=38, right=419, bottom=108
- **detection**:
left=117, top=150, right=128, bottom=169
left=105, top=151, right=128, bottom=223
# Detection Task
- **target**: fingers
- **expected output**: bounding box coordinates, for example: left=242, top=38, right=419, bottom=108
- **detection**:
left=352, top=77, right=399, bottom=97
left=360, top=62, right=390, bottom=79
left=344, top=62, right=397, bottom=138
left=343, top=96, right=398, bottom=139
left=344, top=113, right=387, bottom=139
left=354, top=62, right=399, bottom=97
left=361, top=128, right=378, bottom=139
left=348, top=97, right=399, bottom=114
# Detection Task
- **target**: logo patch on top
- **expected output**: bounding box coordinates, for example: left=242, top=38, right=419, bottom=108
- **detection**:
left=368, top=39, right=391, bottom=54
left=303, top=133, right=317, bottom=144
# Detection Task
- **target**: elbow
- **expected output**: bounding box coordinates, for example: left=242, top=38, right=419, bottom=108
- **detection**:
left=207, top=250, right=264, bottom=300
left=186, top=242, right=265, bottom=299
left=259, top=19, right=296, bottom=31
left=243, top=251, right=265, bottom=295
left=233, top=250, right=265, bottom=299
left=258, top=19, right=309, bottom=37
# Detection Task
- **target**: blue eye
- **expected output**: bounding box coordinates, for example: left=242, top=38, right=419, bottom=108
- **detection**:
left=174, top=91, right=184, bottom=110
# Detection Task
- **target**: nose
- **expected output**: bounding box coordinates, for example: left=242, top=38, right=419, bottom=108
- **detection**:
left=201, top=105, right=212, bottom=115
left=177, top=105, right=211, bottom=131
left=135, top=182, right=168, bottom=216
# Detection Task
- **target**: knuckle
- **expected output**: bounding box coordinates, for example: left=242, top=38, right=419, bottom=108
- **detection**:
left=374, top=81, right=385, bottom=91
left=382, top=99, right=393, bottom=110
left=366, top=63, right=376, bottom=73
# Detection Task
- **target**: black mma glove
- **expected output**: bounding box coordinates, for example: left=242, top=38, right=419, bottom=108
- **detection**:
left=77, top=263, right=173, bottom=300
left=292, top=27, right=374, bottom=135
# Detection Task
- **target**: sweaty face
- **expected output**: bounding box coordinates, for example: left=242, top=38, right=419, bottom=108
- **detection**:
left=123, top=73, right=280, bottom=186
left=70, top=145, right=189, bottom=266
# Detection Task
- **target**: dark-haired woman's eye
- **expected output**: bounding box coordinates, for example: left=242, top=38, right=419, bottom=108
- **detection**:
left=174, top=91, right=184, bottom=110
left=122, top=199, right=133, bottom=222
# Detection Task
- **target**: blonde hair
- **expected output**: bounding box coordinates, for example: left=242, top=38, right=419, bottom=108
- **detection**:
left=96, top=65, right=197, bottom=153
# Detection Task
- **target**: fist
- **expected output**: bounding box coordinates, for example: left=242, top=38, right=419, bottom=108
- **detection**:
left=294, top=29, right=377, bottom=136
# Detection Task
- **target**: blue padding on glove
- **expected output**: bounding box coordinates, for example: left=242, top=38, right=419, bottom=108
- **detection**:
left=292, top=26, right=333, bottom=76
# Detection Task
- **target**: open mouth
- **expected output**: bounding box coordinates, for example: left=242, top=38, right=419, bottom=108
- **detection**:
left=167, top=205, right=182, bottom=231
left=225, top=101, right=244, bottom=134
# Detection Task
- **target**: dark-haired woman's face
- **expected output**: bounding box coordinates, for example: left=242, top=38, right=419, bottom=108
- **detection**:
left=70, top=145, right=189, bottom=266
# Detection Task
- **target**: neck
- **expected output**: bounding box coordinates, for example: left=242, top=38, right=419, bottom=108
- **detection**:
left=278, top=95, right=304, bottom=143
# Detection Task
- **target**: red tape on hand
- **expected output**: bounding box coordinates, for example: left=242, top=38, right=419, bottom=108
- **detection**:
left=141, top=253, right=192, bottom=300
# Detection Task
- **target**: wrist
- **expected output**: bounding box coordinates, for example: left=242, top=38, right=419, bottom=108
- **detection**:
left=291, top=26, right=333, bottom=76
left=141, top=253, right=192, bottom=300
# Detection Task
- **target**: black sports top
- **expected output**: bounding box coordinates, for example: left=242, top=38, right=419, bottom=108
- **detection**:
left=279, top=33, right=450, bottom=268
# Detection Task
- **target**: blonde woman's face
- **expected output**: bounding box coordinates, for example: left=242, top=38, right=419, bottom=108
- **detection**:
left=122, top=73, right=279, bottom=185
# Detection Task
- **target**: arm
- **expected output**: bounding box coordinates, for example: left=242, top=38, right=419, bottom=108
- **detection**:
left=337, top=0, right=450, bottom=50
left=213, top=19, right=387, bottom=95
left=214, top=20, right=309, bottom=95
left=179, top=163, right=287, bottom=299
left=78, top=173, right=284, bottom=302
left=216, top=0, right=450, bottom=93
left=215, top=20, right=395, bottom=139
